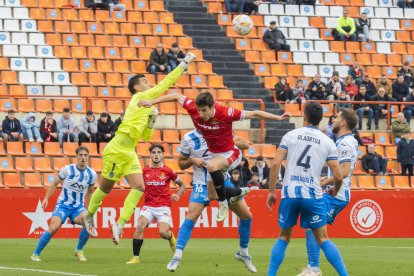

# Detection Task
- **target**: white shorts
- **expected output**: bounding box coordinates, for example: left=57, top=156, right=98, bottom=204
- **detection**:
left=140, top=206, right=172, bottom=227
left=210, top=147, right=242, bottom=171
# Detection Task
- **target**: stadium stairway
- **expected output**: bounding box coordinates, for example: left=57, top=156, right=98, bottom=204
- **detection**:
left=165, top=0, right=295, bottom=144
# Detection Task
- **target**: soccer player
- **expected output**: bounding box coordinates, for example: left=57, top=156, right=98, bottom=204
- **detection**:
left=298, top=108, right=358, bottom=276
left=126, top=144, right=186, bottom=264
left=31, top=146, right=97, bottom=262
left=166, top=129, right=256, bottom=272
left=266, top=102, right=348, bottom=276
left=138, top=91, right=290, bottom=222
left=83, top=53, right=196, bottom=242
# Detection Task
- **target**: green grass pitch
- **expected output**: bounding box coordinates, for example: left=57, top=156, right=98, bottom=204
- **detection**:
left=0, top=238, right=413, bottom=275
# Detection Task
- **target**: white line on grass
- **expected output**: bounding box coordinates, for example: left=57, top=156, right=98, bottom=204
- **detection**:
left=0, top=266, right=97, bottom=276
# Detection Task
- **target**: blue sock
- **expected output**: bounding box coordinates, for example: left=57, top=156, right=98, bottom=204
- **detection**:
left=268, top=239, right=288, bottom=276
left=321, top=240, right=348, bottom=276
left=306, top=229, right=320, bottom=268
left=34, top=231, right=52, bottom=255
left=238, top=218, right=251, bottom=252
left=76, top=228, right=90, bottom=251
left=176, top=219, right=195, bottom=251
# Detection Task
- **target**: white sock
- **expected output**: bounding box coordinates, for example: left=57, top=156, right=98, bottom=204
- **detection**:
left=174, top=249, right=183, bottom=259
left=309, top=265, right=320, bottom=272
left=240, top=247, right=249, bottom=256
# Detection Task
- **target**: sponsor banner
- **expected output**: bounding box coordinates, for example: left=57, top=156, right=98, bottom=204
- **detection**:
left=1, top=189, right=413, bottom=238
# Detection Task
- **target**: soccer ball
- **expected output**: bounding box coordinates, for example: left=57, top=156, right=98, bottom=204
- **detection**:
left=232, top=14, right=254, bottom=36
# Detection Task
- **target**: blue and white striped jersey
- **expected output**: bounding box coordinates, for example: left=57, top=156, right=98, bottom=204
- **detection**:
left=329, top=133, right=358, bottom=202
left=279, top=126, right=338, bottom=199
left=57, top=164, right=97, bottom=208
left=179, top=129, right=211, bottom=186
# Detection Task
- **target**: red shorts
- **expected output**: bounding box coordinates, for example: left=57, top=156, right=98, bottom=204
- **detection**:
left=210, top=147, right=242, bottom=171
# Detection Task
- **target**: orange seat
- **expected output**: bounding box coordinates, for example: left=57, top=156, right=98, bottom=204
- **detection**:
left=209, top=75, right=225, bottom=88
left=96, top=60, right=112, bottom=72
left=143, top=11, right=159, bottom=23
left=159, top=12, right=174, bottom=24
left=62, top=34, right=77, bottom=46
left=79, top=60, right=96, bottom=72
left=25, top=142, right=43, bottom=156
left=88, top=46, right=104, bottom=59
left=104, top=22, right=119, bottom=34
left=345, top=42, right=360, bottom=53
left=287, top=65, right=303, bottom=77
left=320, top=29, right=334, bottom=40
left=383, top=67, right=397, bottom=79
left=4, top=173, right=22, bottom=188
left=159, top=102, right=176, bottom=114
left=63, top=143, right=78, bottom=156
left=393, top=176, right=412, bottom=189
left=244, top=145, right=261, bottom=159
left=25, top=173, right=43, bottom=188
left=245, top=50, right=260, bottom=63
left=7, top=142, right=24, bottom=156
left=150, top=0, right=164, bottom=11
left=17, top=99, right=34, bottom=113
left=115, top=88, right=130, bottom=97
left=121, top=48, right=138, bottom=60
left=99, top=142, right=108, bottom=154
left=138, top=48, right=152, bottom=60
left=15, top=157, right=34, bottom=172
left=0, top=157, right=13, bottom=172
left=254, top=64, right=270, bottom=76
left=385, top=146, right=397, bottom=159
left=358, top=146, right=366, bottom=159
left=371, top=54, right=387, bottom=66
left=164, top=158, right=180, bottom=172
left=106, top=73, right=122, bottom=86
left=53, top=99, right=70, bottom=113
left=42, top=172, right=58, bottom=187
left=351, top=175, right=359, bottom=189
left=107, top=101, right=124, bottom=114
left=90, top=158, right=103, bottom=173
left=375, top=133, right=392, bottom=146
left=375, top=176, right=393, bottom=189
left=55, top=21, right=71, bottom=33
left=277, top=52, right=292, bottom=63
left=131, top=61, right=146, bottom=73
left=54, top=45, right=70, bottom=58
left=330, top=41, right=346, bottom=53
left=321, top=104, right=333, bottom=117
left=284, top=103, right=302, bottom=116
left=53, top=157, right=71, bottom=171
left=178, top=173, right=193, bottom=189
left=361, top=42, right=376, bottom=53
left=1, top=71, right=18, bottom=84
left=80, top=143, right=99, bottom=157
left=163, top=130, right=180, bottom=143
left=261, top=144, right=277, bottom=159
left=79, top=9, right=95, bottom=21
left=38, top=20, right=54, bottom=32
left=391, top=43, right=407, bottom=54
left=208, top=2, right=223, bottom=13
left=96, top=10, right=110, bottom=21
left=89, top=72, right=105, bottom=86
left=357, top=175, right=376, bottom=189
left=261, top=51, right=277, bottom=63
left=151, top=129, right=162, bottom=143
left=95, top=35, right=110, bottom=47
left=365, top=67, right=381, bottom=78
left=44, top=143, right=63, bottom=156
left=235, top=38, right=250, bottom=50
left=71, top=99, right=87, bottom=113
left=396, top=31, right=411, bottom=42
left=191, top=75, right=208, bottom=88
left=30, top=8, right=46, bottom=19
left=355, top=53, right=371, bottom=66
left=340, top=53, right=355, bottom=65
left=34, top=157, right=53, bottom=172
left=198, top=63, right=213, bottom=75
left=137, top=142, right=151, bottom=157
left=251, top=39, right=268, bottom=51
left=112, top=35, right=128, bottom=47
left=63, top=9, right=78, bottom=20
left=63, top=59, right=79, bottom=72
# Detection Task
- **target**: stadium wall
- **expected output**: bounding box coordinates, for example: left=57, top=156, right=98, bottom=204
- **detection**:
left=3, top=189, right=413, bottom=238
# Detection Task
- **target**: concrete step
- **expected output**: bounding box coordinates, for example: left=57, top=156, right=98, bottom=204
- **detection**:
left=166, top=6, right=206, bottom=12
left=195, top=42, right=236, bottom=50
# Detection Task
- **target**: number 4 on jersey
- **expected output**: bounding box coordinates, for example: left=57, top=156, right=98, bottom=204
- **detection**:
left=297, top=145, right=311, bottom=170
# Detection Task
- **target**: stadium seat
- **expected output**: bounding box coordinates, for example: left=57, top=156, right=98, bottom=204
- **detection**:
left=44, top=142, right=63, bottom=156
left=163, top=130, right=180, bottom=143
left=80, top=143, right=99, bottom=157
left=53, top=157, right=71, bottom=171
left=24, top=142, right=42, bottom=156
left=34, top=157, right=53, bottom=172
left=24, top=173, right=43, bottom=188
left=234, top=130, right=250, bottom=142
left=357, top=175, right=376, bottom=189
left=90, top=158, right=103, bottom=173
left=42, top=172, right=57, bottom=187
left=178, top=173, right=193, bottom=189
left=385, top=146, right=397, bottom=159
left=393, top=176, right=412, bottom=189
left=357, top=146, right=366, bottom=159
left=164, top=158, right=180, bottom=172
left=137, top=142, right=151, bottom=157
left=4, top=173, right=22, bottom=188
left=6, top=142, right=24, bottom=156
left=63, top=142, right=78, bottom=156
left=375, top=176, right=394, bottom=189
left=244, top=145, right=261, bottom=159
left=261, top=144, right=277, bottom=159
left=351, top=176, right=359, bottom=189
left=374, top=133, right=392, bottom=146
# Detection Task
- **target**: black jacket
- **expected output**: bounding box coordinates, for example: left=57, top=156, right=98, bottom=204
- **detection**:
left=251, top=164, right=270, bottom=183
left=355, top=18, right=370, bottom=33
left=397, top=139, right=414, bottom=165
left=114, top=117, right=122, bottom=132
left=326, top=80, right=345, bottom=98
left=275, top=82, right=293, bottom=101
left=360, top=80, right=377, bottom=97
left=392, top=81, right=410, bottom=101
left=370, top=93, right=391, bottom=110
left=306, top=81, right=326, bottom=100
left=148, top=49, right=169, bottom=68
left=39, top=117, right=58, bottom=140
left=353, top=92, right=373, bottom=110
left=167, top=49, right=185, bottom=62
left=361, top=152, right=385, bottom=172
left=2, top=117, right=22, bottom=135
left=97, top=115, right=115, bottom=139
left=404, top=92, right=414, bottom=111
left=263, top=28, right=287, bottom=46
left=397, top=67, right=414, bottom=88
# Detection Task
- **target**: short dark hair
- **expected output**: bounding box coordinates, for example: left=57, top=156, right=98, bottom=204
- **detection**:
left=63, top=107, right=70, bottom=113
left=361, top=12, right=367, bottom=15
left=195, top=91, right=214, bottom=108
left=149, top=143, right=164, bottom=153
left=86, top=110, right=93, bottom=116
left=339, top=108, right=358, bottom=131
left=128, top=74, right=145, bottom=95
left=304, top=102, right=323, bottom=126
left=46, top=111, right=53, bottom=115
left=252, top=172, right=259, bottom=177
left=7, top=109, right=15, bottom=114
left=100, top=112, right=109, bottom=118
left=76, top=146, right=89, bottom=155
left=256, top=156, right=264, bottom=161
left=231, top=169, right=240, bottom=175
left=403, top=61, right=410, bottom=66
left=171, top=42, right=178, bottom=48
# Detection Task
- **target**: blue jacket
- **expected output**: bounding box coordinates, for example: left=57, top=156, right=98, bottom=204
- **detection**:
left=2, top=116, right=22, bottom=135
left=397, top=138, right=414, bottom=165
left=22, top=112, right=39, bottom=129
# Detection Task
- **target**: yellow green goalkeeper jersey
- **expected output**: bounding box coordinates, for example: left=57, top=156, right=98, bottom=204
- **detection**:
left=116, top=66, right=184, bottom=146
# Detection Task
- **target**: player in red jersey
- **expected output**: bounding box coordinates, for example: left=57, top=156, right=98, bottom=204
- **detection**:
left=138, top=91, right=290, bottom=221
left=126, top=144, right=186, bottom=265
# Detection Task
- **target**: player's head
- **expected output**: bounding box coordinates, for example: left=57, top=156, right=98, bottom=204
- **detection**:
left=149, top=143, right=164, bottom=165
left=75, top=146, right=89, bottom=169
left=195, top=91, right=215, bottom=121
left=303, top=102, right=323, bottom=126
left=128, top=74, right=152, bottom=95
left=333, top=108, right=358, bottom=134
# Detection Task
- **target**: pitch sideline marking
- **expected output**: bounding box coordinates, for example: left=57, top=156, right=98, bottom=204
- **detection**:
left=0, top=266, right=97, bottom=276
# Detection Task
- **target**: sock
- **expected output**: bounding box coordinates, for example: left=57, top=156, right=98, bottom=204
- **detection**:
left=133, top=239, right=144, bottom=257
left=225, top=187, right=242, bottom=199
left=87, top=188, right=108, bottom=217
left=142, top=127, right=154, bottom=142
left=268, top=239, right=288, bottom=276
left=117, top=189, right=143, bottom=226
left=34, top=231, right=52, bottom=255
left=165, top=231, right=173, bottom=240
left=306, top=229, right=320, bottom=269
left=175, top=219, right=195, bottom=257
left=210, top=170, right=226, bottom=201
left=321, top=240, right=348, bottom=276
left=76, top=228, right=90, bottom=251
left=238, top=218, right=252, bottom=256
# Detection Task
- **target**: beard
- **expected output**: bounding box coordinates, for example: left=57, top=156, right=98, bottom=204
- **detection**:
left=332, top=124, right=340, bottom=134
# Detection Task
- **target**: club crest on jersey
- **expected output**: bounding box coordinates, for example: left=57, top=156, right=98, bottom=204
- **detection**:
left=158, top=172, right=166, bottom=179
left=210, top=119, right=219, bottom=125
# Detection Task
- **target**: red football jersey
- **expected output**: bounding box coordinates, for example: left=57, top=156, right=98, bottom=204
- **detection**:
left=143, top=165, right=178, bottom=207
left=180, top=96, right=245, bottom=153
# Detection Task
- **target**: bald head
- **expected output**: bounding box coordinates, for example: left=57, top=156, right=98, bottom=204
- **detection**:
left=397, top=112, right=405, bottom=122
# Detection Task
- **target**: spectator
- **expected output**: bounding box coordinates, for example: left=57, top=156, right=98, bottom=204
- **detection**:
left=334, top=8, right=356, bottom=41
left=392, top=113, right=411, bottom=145
left=354, top=85, right=374, bottom=130
left=57, top=108, right=76, bottom=144
left=22, top=112, right=43, bottom=142
left=344, top=75, right=358, bottom=99
left=97, top=112, right=115, bottom=144
left=397, top=130, right=414, bottom=176
left=263, top=21, right=290, bottom=53
left=108, top=0, right=125, bottom=14
left=392, top=74, right=410, bottom=102
left=237, top=157, right=252, bottom=187
left=247, top=173, right=261, bottom=190
left=306, top=74, right=326, bottom=100
left=230, top=169, right=243, bottom=187
left=292, top=79, right=307, bottom=104
left=2, top=110, right=23, bottom=142
left=361, top=144, right=388, bottom=175
left=40, top=111, right=58, bottom=143
left=224, top=0, right=245, bottom=13
left=147, top=43, right=171, bottom=76
left=325, top=115, right=335, bottom=139
left=84, top=0, right=109, bottom=12
left=114, top=112, right=124, bottom=132
left=326, top=71, right=345, bottom=100
left=376, top=75, right=392, bottom=99
left=403, top=89, right=414, bottom=123
left=251, top=156, right=269, bottom=187
left=397, top=0, right=414, bottom=9
left=348, top=61, right=363, bottom=85
left=275, top=77, right=294, bottom=102
left=337, top=91, right=352, bottom=111
left=77, top=110, right=98, bottom=143
left=355, top=12, right=371, bottom=42
left=360, top=73, right=377, bottom=97
left=167, top=43, right=185, bottom=71
left=243, top=0, right=264, bottom=14
left=371, top=87, right=391, bottom=130
left=295, top=0, right=316, bottom=5
left=397, top=61, right=414, bottom=88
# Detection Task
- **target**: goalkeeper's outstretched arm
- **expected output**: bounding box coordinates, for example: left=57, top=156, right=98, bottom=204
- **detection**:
left=138, top=93, right=184, bottom=108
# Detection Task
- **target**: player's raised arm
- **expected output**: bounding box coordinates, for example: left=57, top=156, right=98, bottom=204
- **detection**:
left=244, top=110, right=291, bottom=121
left=326, top=159, right=343, bottom=196
left=267, top=147, right=287, bottom=211
left=138, top=93, right=184, bottom=108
